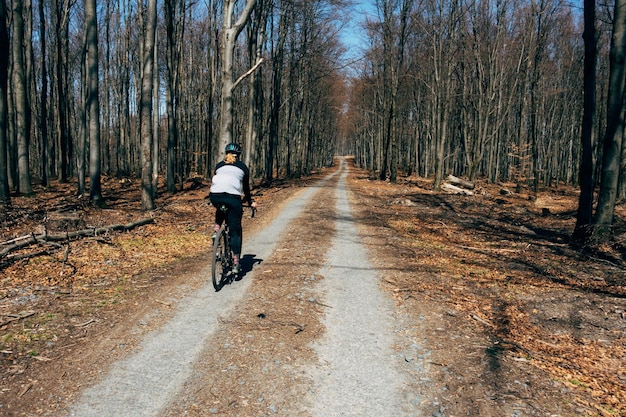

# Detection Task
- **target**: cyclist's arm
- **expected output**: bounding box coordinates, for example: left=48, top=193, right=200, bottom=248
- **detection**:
left=239, top=163, right=254, bottom=206
left=243, top=178, right=252, bottom=204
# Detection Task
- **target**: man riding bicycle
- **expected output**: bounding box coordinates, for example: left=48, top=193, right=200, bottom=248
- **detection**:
left=208, top=143, right=257, bottom=274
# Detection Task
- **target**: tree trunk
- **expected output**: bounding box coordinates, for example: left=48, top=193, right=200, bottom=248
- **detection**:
left=140, top=0, right=157, bottom=210
left=25, top=1, right=34, bottom=176
left=378, top=0, right=411, bottom=183
left=218, top=0, right=257, bottom=163
left=102, top=0, right=112, bottom=175
left=430, top=0, right=458, bottom=191
left=617, top=122, right=626, bottom=199
left=119, top=0, right=132, bottom=177
left=245, top=0, right=268, bottom=175
left=54, top=0, right=71, bottom=183
left=38, top=0, right=50, bottom=187
left=77, top=26, right=87, bottom=196
left=12, top=0, right=33, bottom=196
left=446, top=175, right=475, bottom=190
left=0, top=0, right=9, bottom=204
left=164, top=0, right=181, bottom=193
left=592, top=0, right=626, bottom=244
left=573, top=0, right=597, bottom=244
left=151, top=33, right=159, bottom=196
left=85, top=0, right=103, bottom=204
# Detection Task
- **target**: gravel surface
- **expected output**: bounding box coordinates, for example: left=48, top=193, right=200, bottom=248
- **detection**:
left=66, top=159, right=424, bottom=416
left=304, top=160, right=422, bottom=416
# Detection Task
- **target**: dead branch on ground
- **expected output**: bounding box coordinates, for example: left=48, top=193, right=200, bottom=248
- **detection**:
left=0, top=218, right=155, bottom=265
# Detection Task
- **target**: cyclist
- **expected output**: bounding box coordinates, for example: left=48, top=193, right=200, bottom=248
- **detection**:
left=208, top=143, right=257, bottom=274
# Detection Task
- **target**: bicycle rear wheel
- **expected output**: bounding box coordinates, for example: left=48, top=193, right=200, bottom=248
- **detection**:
left=211, top=228, right=229, bottom=291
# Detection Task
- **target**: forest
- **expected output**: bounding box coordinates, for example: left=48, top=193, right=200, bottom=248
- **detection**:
left=0, top=0, right=624, bottom=245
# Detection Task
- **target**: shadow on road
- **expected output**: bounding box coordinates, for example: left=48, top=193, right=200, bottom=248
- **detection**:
left=238, top=254, right=263, bottom=280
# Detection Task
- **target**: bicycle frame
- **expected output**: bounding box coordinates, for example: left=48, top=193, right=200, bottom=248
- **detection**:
left=211, top=203, right=255, bottom=291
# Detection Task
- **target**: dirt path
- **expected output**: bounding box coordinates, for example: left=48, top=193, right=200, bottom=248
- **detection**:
left=304, top=159, right=422, bottom=416
left=65, top=169, right=318, bottom=415
left=63, top=158, right=424, bottom=416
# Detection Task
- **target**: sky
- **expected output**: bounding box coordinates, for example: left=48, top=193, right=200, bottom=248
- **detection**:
left=339, top=1, right=378, bottom=65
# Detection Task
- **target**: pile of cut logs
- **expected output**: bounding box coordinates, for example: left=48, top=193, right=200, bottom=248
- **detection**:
left=442, top=175, right=475, bottom=195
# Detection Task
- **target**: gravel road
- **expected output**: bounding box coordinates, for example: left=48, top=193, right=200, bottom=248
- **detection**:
left=304, top=160, right=422, bottom=416
left=67, top=158, right=428, bottom=416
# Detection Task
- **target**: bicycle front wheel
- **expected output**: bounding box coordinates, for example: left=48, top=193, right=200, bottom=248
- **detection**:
left=211, top=229, right=228, bottom=291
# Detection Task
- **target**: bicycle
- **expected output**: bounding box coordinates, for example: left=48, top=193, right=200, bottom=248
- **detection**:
left=211, top=203, right=255, bottom=291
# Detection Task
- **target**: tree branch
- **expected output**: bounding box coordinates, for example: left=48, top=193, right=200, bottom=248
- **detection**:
left=0, top=218, right=155, bottom=261
left=232, top=57, right=264, bottom=89
left=233, top=0, right=257, bottom=39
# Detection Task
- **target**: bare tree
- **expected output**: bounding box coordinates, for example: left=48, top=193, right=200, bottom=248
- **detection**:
left=0, top=0, right=9, bottom=205
left=140, top=0, right=158, bottom=210
left=12, top=0, right=33, bottom=196
left=460, top=0, right=517, bottom=183
left=164, top=0, right=189, bottom=193
left=218, top=0, right=260, bottom=161
left=0, top=0, right=343, bottom=210
left=53, top=0, right=73, bottom=183
left=244, top=0, right=270, bottom=173
left=591, top=0, right=626, bottom=244
left=377, top=0, right=412, bottom=182
left=85, top=0, right=103, bottom=204
left=77, top=20, right=88, bottom=196
left=38, top=0, right=50, bottom=187
left=573, top=0, right=597, bottom=244
left=429, top=0, right=461, bottom=191
left=265, top=0, right=290, bottom=183
left=117, top=0, right=133, bottom=177
left=151, top=24, right=159, bottom=196
left=102, top=0, right=112, bottom=175
left=351, top=0, right=586, bottom=197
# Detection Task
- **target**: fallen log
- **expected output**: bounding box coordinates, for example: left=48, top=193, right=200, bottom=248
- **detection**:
left=442, top=183, right=474, bottom=196
left=0, top=218, right=155, bottom=259
left=446, top=175, right=475, bottom=190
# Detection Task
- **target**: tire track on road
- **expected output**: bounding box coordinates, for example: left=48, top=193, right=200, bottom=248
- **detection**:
left=304, top=158, right=421, bottom=416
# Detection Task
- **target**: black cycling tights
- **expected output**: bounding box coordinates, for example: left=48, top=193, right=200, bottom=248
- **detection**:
left=209, top=193, right=243, bottom=255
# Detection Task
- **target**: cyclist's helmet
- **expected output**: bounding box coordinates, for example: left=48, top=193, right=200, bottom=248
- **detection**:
left=225, top=143, right=242, bottom=155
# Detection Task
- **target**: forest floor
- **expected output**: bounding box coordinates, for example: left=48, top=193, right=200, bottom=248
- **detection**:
left=0, top=158, right=625, bottom=416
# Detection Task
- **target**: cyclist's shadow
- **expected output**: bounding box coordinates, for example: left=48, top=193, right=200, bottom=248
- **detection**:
left=236, top=254, right=263, bottom=281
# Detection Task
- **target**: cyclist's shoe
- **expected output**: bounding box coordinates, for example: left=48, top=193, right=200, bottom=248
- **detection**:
left=232, top=263, right=241, bottom=275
